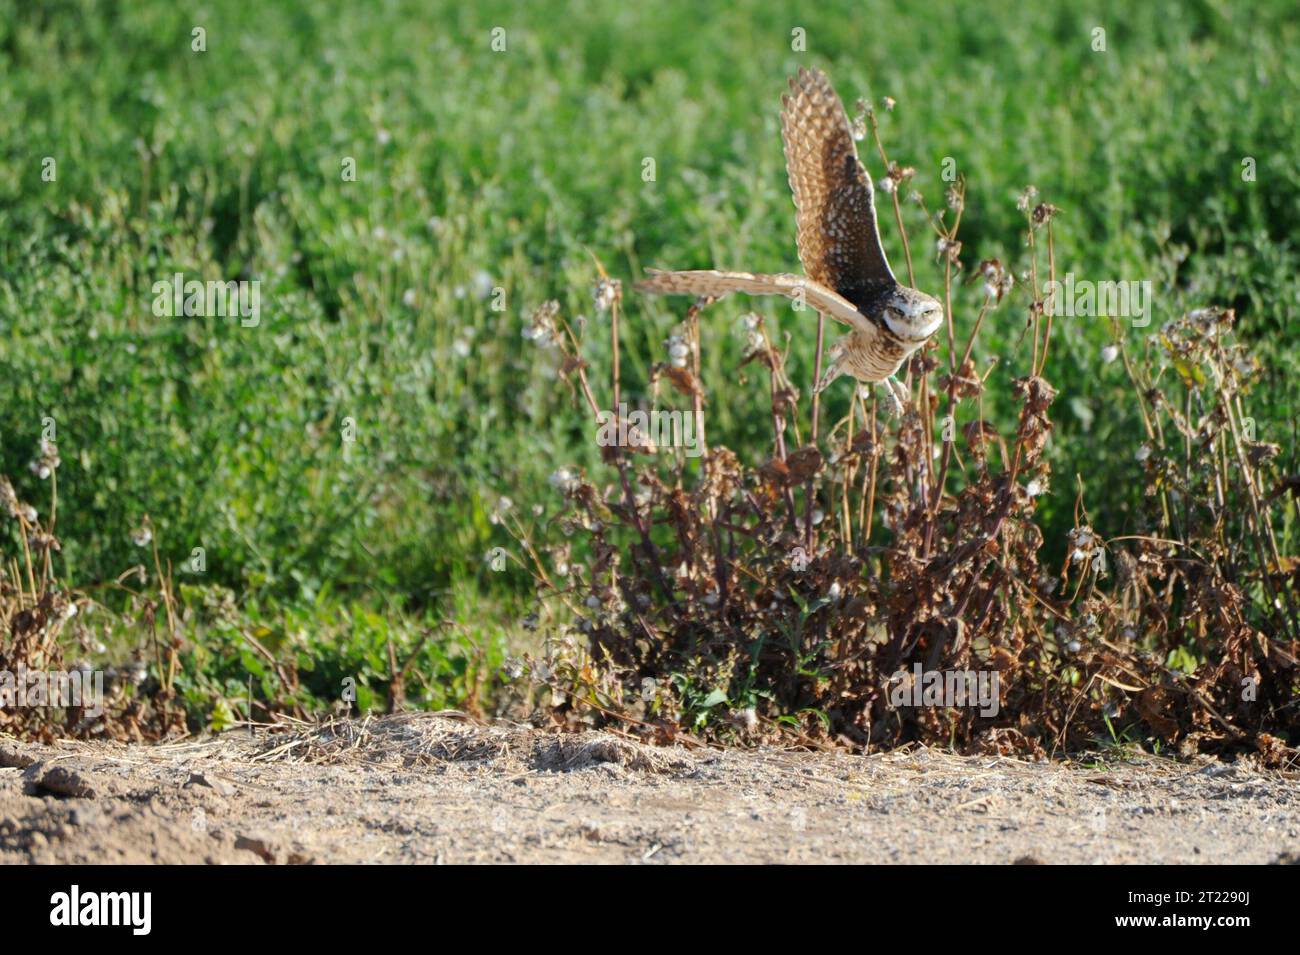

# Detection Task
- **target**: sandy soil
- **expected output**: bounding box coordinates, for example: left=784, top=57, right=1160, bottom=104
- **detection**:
left=1, top=714, right=1297, bottom=864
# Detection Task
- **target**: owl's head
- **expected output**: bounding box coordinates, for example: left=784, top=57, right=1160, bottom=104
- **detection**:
left=883, top=286, right=944, bottom=342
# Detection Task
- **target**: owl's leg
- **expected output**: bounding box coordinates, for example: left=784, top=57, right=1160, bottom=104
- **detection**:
left=885, top=375, right=910, bottom=413
left=879, top=378, right=904, bottom=418
left=814, top=355, right=845, bottom=395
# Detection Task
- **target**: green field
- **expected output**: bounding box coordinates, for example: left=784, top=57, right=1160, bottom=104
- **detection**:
left=2, top=0, right=1297, bottom=725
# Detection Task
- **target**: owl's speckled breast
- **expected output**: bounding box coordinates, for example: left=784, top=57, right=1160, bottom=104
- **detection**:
left=834, top=326, right=915, bottom=382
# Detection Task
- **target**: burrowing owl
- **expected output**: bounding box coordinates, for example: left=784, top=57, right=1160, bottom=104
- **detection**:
left=636, top=68, right=943, bottom=413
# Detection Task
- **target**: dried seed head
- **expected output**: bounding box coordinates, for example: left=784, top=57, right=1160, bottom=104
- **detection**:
left=979, top=259, right=1014, bottom=302
left=592, top=277, right=620, bottom=313
left=549, top=467, right=581, bottom=494
left=0, top=476, right=18, bottom=517
left=1067, top=526, right=1101, bottom=565
left=522, top=301, right=563, bottom=349
left=665, top=334, right=691, bottom=369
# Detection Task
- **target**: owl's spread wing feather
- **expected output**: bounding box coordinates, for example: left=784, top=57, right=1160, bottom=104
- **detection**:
left=780, top=67, right=895, bottom=308
left=635, top=269, right=874, bottom=335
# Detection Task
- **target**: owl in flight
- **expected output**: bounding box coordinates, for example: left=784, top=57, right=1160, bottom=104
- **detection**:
left=636, top=68, right=943, bottom=413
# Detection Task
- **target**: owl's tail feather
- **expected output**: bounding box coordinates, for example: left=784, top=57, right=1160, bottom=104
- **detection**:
left=635, top=269, right=869, bottom=334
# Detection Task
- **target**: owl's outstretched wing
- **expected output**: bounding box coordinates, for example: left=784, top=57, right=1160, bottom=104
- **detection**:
left=635, top=269, right=873, bottom=335
left=780, top=67, right=895, bottom=309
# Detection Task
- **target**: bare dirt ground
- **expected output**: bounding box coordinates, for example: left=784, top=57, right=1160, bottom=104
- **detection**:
left=1, top=713, right=1297, bottom=864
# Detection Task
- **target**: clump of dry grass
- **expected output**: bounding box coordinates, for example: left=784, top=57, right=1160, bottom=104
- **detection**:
left=248, top=710, right=689, bottom=775
left=503, top=145, right=1299, bottom=762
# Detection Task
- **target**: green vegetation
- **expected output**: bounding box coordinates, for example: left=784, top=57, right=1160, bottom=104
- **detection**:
left=1, top=0, right=1297, bottom=729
